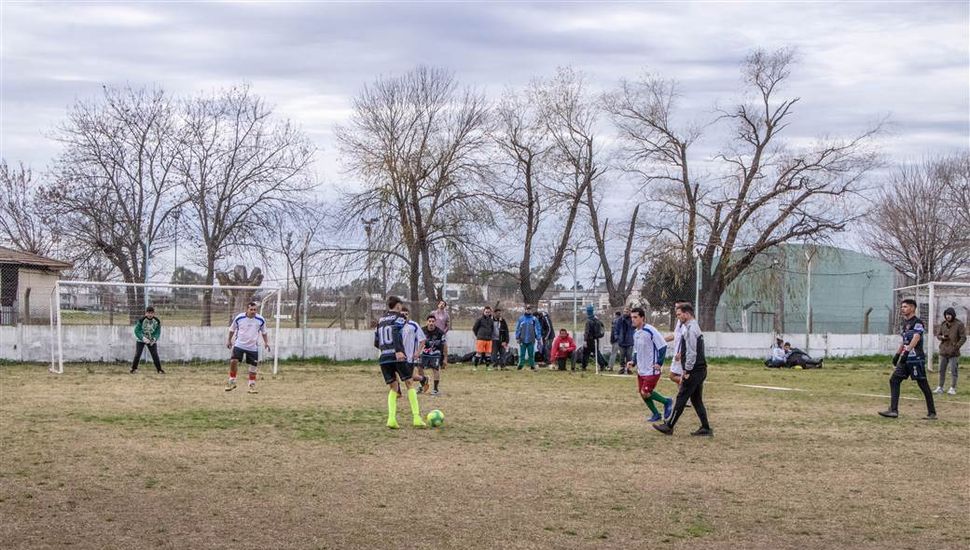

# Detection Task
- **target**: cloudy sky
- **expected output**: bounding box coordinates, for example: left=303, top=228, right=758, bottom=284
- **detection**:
left=2, top=1, right=967, bottom=183
left=1, top=1, right=967, bottom=285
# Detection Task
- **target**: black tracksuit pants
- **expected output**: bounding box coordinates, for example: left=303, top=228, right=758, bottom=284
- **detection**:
left=667, top=366, right=710, bottom=430
left=132, top=342, right=162, bottom=372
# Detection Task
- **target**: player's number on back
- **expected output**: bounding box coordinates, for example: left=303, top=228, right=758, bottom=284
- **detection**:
left=379, top=326, right=394, bottom=346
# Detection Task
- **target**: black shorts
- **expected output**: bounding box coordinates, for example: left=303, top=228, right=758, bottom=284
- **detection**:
left=231, top=347, right=259, bottom=366
left=894, top=358, right=927, bottom=380
left=420, top=355, right=442, bottom=370
left=380, top=361, right=413, bottom=385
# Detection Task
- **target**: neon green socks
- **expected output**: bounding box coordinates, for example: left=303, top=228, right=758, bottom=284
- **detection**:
left=387, top=390, right=399, bottom=429
left=408, top=388, right=426, bottom=426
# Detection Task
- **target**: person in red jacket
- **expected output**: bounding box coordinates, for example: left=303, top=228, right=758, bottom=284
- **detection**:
left=550, top=328, right=577, bottom=371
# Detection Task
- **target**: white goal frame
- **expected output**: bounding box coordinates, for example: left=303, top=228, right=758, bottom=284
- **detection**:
left=893, top=281, right=970, bottom=372
left=49, top=280, right=282, bottom=375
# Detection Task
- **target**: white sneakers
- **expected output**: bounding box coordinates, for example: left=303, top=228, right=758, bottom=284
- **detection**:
left=936, top=386, right=959, bottom=395
left=948, top=387, right=957, bottom=395
left=933, top=386, right=944, bottom=394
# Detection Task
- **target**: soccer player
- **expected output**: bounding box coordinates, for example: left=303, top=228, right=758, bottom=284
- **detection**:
left=225, top=301, right=271, bottom=394
left=879, top=299, right=937, bottom=419
left=433, top=300, right=451, bottom=368
left=627, top=307, right=672, bottom=422
left=664, top=300, right=689, bottom=384
left=374, top=296, right=426, bottom=429
left=130, top=305, right=164, bottom=374
left=421, top=314, right=446, bottom=395
left=654, top=303, right=712, bottom=436
left=401, top=306, right=428, bottom=393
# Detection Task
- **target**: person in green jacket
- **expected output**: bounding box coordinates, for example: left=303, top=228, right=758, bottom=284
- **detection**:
left=131, top=306, right=164, bottom=374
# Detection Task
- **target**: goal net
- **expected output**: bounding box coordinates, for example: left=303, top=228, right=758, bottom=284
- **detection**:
left=50, top=281, right=282, bottom=374
left=893, top=282, right=970, bottom=370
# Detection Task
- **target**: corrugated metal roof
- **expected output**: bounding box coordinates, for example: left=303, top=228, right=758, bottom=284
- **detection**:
left=0, top=246, right=73, bottom=270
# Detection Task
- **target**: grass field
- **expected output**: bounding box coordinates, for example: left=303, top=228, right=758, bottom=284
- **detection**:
left=1, top=359, right=968, bottom=549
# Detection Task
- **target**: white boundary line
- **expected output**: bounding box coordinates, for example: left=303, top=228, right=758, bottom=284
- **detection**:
left=736, top=384, right=806, bottom=392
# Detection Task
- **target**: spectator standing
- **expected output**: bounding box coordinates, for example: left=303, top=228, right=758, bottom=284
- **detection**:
left=515, top=305, right=543, bottom=371
left=934, top=307, right=966, bottom=395
left=491, top=308, right=510, bottom=370
left=616, top=307, right=635, bottom=374
left=607, top=311, right=622, bottom=371
left=471, top=306, right=495, bottom=370
left=581, top=305, right=604, bottom=372
left=537, top=310, right=555, bottom=365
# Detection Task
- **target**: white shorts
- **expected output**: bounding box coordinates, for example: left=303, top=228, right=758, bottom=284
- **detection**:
left=669, top=363, right=684, bottom=376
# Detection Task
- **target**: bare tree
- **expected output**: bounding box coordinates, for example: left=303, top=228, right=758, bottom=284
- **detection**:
left=177, top=85, right=315, bottom=325
left=0, top=161, right=59, bottom=256
left=267, top=203, right=330, bottom=327
left=942, top=153, right=970, bottom=231
left=863, top=155, right=970, bottom=282
left=492, top=68, right=594, bottom=306
left=336, top=66, right=494, bottom=317
left=43, top=85, right=184, bottom=321
left=606, top=48, right=880, bottom=328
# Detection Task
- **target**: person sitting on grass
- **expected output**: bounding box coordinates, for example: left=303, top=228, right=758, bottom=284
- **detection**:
left=550, top=328, right=577, bottom=371
left=765, top=338, right=787, bottom=368
left=783, top=342, right=823, bottom=369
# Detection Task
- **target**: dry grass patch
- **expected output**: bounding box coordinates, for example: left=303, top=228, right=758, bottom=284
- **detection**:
left=1, top=360, right=967, bottom=549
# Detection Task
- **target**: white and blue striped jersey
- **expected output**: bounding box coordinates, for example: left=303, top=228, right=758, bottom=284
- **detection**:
left=229, top=313, right=267, bottom=352
left=402, top=320, right=426, bottom=362
left=632, top=323, right=668, bottom=376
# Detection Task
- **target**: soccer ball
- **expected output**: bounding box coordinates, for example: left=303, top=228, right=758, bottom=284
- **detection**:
left=793, top=366, right=803, bottom=370
left=426, top=409, right=444, bottom=427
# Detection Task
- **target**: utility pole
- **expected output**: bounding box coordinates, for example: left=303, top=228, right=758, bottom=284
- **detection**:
left=172, top=207, right=181, bottom=281
left=694, top=247, right=702, bottom=319
left=143, top=241, right=150, bottom=309
left=804, top=248, right=814, bottom=352
left=362, top=217, right=378, bottom=323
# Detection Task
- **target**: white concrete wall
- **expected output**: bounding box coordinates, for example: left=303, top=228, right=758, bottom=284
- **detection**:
left=0, top=326, right=899, bottom=363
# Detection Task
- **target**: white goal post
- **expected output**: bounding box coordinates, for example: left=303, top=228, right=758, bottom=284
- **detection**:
left=893, top=282, right=970, bottom=372
left=49, top=280, right=282, bottom=375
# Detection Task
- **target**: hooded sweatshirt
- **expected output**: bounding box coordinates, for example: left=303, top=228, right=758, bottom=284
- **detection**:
left=937, top=307, right=967, bottom=357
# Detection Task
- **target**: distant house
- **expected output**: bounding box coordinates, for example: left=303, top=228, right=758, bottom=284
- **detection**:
left=0, top=247, right=73, bottom=325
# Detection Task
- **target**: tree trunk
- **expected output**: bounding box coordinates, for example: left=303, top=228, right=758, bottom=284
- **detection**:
left=699, top=285, right=722, bottom=331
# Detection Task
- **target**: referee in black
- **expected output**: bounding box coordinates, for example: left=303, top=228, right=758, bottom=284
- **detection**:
left=654, top=302, right=713, bottom=436
left=879, top=298, right=937, bottom=419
